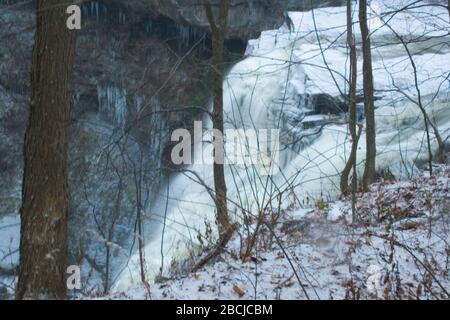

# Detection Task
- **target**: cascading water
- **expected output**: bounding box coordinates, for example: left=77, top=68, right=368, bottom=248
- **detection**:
left=114, top=2, right=450, bottom=290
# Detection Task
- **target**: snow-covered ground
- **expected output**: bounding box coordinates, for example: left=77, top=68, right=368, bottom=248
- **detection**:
left=108, top=165, right=450, bottom=300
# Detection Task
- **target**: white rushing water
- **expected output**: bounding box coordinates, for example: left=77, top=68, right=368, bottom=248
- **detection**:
left=114, top=1, right=450, bottom=290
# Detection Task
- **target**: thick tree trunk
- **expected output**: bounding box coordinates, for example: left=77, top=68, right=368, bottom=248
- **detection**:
left=359, top=0, right=376, bottom=191
left=17, top=0, right=76, bottom=300
left=341, top=0, right=359, bottom=198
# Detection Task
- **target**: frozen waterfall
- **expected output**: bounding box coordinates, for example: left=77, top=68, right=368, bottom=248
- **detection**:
left=114, top=2, right=450, bottom=290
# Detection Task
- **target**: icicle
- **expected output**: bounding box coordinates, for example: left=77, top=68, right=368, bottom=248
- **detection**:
left=81, top=4, right=87, bottom=18
left=97, top=85, right=128, bottom=126
left=135, top=96, right=143, bottom=113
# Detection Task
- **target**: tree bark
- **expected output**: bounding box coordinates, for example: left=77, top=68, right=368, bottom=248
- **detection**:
left=17, top=0, right=77, bottom=300
left=341, top=0, right=359, bottom=198
left=204, top=0, right=231, bottom=239
left=359, top=0, right=376, bottom=191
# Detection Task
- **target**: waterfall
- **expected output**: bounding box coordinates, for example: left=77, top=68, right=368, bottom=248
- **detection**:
left=113, top=2, right=450, bottom=291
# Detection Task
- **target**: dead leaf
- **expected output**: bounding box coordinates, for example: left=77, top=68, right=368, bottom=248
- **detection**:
left=398, top=222, right=420, bottom=231
left=233, top=285, right=246, bottom=297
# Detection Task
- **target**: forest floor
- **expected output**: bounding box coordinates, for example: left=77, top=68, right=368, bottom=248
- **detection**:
left=108, top=165, right=450, bottom=300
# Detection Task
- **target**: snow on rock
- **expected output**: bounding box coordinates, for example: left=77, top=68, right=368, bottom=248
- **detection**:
left=246, top=0, right=450, bottom=100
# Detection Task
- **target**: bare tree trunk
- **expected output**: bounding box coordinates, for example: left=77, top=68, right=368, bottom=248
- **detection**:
left=341, top=0, right=359, bottom=198
left=205, top=0, right=231, bottom=240
left=104, top=239, right=111, bottom=293
left=406, top=46, right=441, bottom=172
left=104, top=178, right=123, bottom=294
left=134, top=152, right=146, bottom=284
left=359, top=0, right=376, bottom=191
left=191, top=0, right=236, bottom=272
left=17, top=0, right=76, bottom=300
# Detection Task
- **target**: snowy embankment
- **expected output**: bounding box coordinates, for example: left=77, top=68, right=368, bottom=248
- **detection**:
left=109, top=165, right=450, bottom=300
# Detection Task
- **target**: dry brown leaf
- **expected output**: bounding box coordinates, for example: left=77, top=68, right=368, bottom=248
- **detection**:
left=232, top=285, right=246, bottom=297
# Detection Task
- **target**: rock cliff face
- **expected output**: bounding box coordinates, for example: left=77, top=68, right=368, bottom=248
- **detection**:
left=109, top=0, right=345, bottom=39
left=140, top=0, right=288, bottom=39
